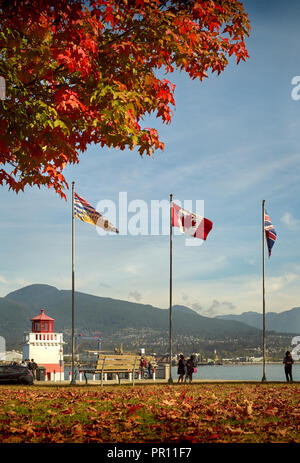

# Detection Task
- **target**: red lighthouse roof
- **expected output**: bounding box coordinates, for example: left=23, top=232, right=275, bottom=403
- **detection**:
left=31, top=309, right=54, bottom=333
left=31, top=309, right=54, bottom=322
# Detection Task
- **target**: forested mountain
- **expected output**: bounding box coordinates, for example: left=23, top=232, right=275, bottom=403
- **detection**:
left=1, top=284, right=261, bottom=352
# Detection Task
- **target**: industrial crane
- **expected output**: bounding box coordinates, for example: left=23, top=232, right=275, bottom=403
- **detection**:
left=75, top=334, right=102, bottom=353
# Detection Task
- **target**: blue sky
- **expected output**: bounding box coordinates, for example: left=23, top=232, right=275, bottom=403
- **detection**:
left=1, top=0, right=300, bottom=317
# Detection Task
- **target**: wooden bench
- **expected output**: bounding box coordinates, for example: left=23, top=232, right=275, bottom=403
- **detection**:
left=83, top=354, right=139, bottom=386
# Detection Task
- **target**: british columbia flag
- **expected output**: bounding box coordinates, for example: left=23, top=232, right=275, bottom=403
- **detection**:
left=74, top=193, right=118, bottom=233
left=264, top=210, right=277, bottom=257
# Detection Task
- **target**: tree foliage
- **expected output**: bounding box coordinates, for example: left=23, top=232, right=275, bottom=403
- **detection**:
left=0, top=0, right=250, bottom=198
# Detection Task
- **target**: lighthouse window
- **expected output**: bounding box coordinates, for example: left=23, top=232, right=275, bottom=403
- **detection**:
left=39, top=334, right=42, bottom=340
left=34, top=321, right=40, bottom=331
left=51, top=334, right=53, bottom=340
left=40, top=321, right=49, bottom=331
left=36, top=334, right=38, bottom=340
left=43, top=335, right=45, bottom=340
left=47, top=334, right=49, bottom=340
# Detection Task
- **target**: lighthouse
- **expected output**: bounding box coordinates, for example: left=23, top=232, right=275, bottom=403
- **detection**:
left=22, top=309, right=64, bottom=381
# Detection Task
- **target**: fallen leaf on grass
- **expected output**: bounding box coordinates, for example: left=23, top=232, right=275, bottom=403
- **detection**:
left=207, top=433, right=221, bottom=440
left=73, top=424, right=84, bottom=435
left=19, top=424, right=36, bottom=436
left=277, top=429, right=288, bottom=437
left=7, top=426, right=20, bottom=434
left=46, top=409, right=58, bottom=416
left=61, top=407, right=74, bottom=415
left=162, top=399, right=177, bottom=406
left=245, top=400, right=253, bottom=417
left=263, top=408, right=279, bottom=416
left=224, top=426, right=244, bottom=435
left=123, top=419, right=141, bottom=429
left=126, top=404, right=144, bottom=415
left=86, top=406, right=98, bottom=414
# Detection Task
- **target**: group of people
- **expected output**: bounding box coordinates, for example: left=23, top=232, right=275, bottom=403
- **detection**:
left=13, top=352, right=295, bottom=383
left=177, top=354, right=197, bottom=383
left=139, top=357, right=154, bottom=378
left=177, top=351, right=296, bottom=383
left=21, top=358, right=38, bottom=379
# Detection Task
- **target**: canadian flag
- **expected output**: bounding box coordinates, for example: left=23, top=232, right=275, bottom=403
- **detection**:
left=172, top=203, right=213, bottom=240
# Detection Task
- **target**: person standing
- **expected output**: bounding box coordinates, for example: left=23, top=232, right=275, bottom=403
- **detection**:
left=140, top=357, right=146, bottom=378
left=31, top=359, right=38, bottom=380
left=283, top=351, right=294, bottom=382
left=147, top=361, right=153, bottom=379
left=185, top=354, right=196, bottom=383
left=177, top=354, right=186, bottom=383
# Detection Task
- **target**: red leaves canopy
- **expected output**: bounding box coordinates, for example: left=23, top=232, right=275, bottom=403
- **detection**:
left=0, top=0, right=250, bottom=198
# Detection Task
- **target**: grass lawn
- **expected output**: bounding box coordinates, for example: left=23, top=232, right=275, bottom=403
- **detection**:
left=0, top=383, right=299, bottom=443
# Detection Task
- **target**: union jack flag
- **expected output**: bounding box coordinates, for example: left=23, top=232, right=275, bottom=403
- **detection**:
left=264, top=210, right=277, bottom=257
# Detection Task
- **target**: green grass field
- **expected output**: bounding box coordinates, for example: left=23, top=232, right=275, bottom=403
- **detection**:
left=0, top=383, right=299, bottom=443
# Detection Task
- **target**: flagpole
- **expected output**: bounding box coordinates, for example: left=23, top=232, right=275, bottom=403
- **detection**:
left=70, top=181, right=76, bottom=385
left=168, top=193, right=173, bottom=384
left=262, top=199, right=267, bottom=382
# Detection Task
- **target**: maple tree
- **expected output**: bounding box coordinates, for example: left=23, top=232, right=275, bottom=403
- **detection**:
left=0, top=0, right=250, bottom=199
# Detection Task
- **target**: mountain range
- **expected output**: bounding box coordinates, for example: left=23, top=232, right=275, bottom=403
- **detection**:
left=1, top=284, right=261, bottom=350
left=1, top=284, right=299, bottom=354
left=216, top=309, right=300, bottom=334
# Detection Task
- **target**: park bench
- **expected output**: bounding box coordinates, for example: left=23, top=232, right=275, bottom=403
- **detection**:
left=82, top=354, right=139, bottom=386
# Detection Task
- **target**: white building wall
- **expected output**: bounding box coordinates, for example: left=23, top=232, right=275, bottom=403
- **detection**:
left=22, top=332, right=64, bottom=366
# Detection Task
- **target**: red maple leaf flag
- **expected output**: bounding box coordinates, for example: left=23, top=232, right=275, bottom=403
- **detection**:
left=172, top=203, right=213, bottom=240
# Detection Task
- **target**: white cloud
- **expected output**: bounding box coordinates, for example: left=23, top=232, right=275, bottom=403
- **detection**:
left=281, top=212, right=299, bottom=230
left=267, top=273, right=299, bottom=292
left=192, top=300, right=236, bottom=317
left=128, top=290, right=142, bottom=302
left=0, top=275, right=7, bottom=284
left=15, top=278, right=32, bottom=287
left=124, top=264, right=139, bottom=275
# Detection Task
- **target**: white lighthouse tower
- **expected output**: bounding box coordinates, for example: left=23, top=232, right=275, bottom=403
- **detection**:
left=22, top=309, right=64, bottom=381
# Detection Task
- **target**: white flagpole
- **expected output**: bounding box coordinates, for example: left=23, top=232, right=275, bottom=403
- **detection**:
left=168, top=193, right=173, bottom=383
left=70, top=181, right=76, bottom=384
left=262, top=199, right=267, bottom=382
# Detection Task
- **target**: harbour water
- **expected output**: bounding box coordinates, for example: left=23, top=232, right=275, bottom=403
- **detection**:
left=172, top=363, right=300, bottom=382
left=64, top=363, right=300, bottom=382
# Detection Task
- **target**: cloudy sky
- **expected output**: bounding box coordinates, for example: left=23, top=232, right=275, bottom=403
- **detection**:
left=1, top=0, right=300, bottom=317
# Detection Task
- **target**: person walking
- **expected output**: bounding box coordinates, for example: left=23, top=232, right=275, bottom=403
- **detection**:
left=283, top=351, right=294, bottom=382
left=185, top=354, right=196, bottom=383
left=177, top=354, right=186, bottom=383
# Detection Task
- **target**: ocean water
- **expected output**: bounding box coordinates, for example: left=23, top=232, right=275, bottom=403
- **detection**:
left=172, top=363, right=300, bottom=382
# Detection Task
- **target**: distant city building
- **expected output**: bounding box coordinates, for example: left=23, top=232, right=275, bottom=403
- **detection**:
left=22, top=309, right=64, bottom=380
left=5, top=350, right=22, bottom=362
left=249, top=356, right=264, bottom=362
